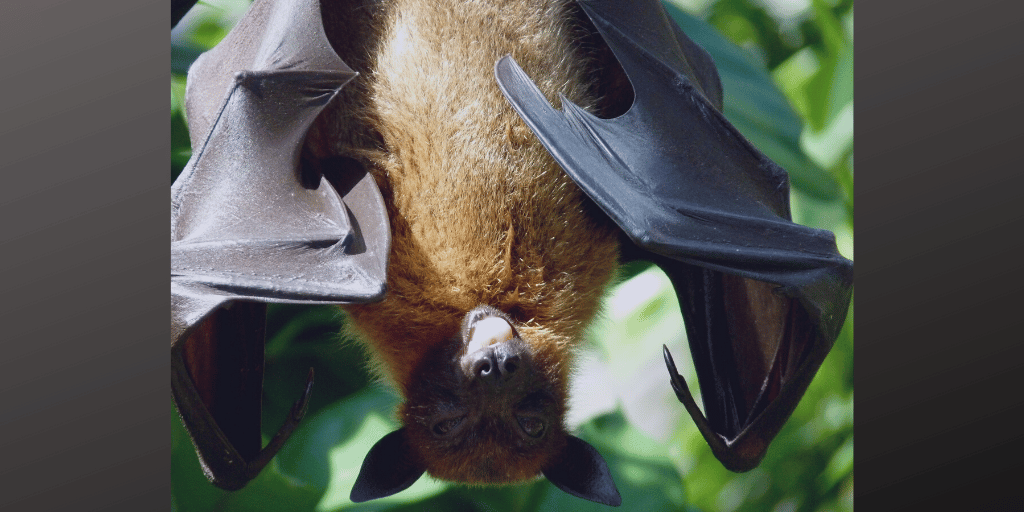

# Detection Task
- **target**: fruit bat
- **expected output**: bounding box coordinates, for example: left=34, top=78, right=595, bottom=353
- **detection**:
left=170, top=0, right=853, bottom=506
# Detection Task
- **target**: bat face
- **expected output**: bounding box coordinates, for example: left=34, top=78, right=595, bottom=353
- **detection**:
left=349, top=306, right=622, bottom=506
left=399, top=306, right=568, bottom=483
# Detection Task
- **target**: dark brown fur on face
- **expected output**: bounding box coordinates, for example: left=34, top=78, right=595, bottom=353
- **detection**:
left=399, top=305, right=569, bottom=483
left=310, top=0, right=622, bottom=499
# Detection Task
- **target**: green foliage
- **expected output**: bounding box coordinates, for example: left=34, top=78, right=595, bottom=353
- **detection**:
left=666, top=4, right=840, bottom=201
left=171, top=1, right=853, bottom=510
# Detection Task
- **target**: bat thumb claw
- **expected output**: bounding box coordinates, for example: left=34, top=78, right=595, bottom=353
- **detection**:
left=290, top=367, right=315, bottom=422
left=662, top=345, right=703, bottom=418
left=662, top=344, right=685, bottom=391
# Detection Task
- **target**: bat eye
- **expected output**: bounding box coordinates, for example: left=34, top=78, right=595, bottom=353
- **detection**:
left=516, top=416, right=545, bottom=438
left=432, top=417, right=464, bottom=437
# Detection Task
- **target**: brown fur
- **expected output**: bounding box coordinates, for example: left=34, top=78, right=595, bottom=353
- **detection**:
left=311, top=0, right=621, bottom=484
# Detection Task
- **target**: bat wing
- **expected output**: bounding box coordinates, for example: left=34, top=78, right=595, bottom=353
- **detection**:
left=496, top=0, right=852, bottom=471
left=171, top=0, right=389, bottom=489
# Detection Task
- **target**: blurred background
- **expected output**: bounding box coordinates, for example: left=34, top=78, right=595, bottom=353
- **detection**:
left=171, top=0, right=853, bottom=510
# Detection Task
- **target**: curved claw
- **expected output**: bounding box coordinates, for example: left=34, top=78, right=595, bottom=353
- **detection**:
left=662, top=344, right=686, bottom=398
left=662, top=345, right=708, bottom=425
left=292, top=367, right=315, bottom=420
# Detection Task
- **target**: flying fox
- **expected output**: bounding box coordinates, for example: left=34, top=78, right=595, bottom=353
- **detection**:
left=170, top=0, right=854, bottom=506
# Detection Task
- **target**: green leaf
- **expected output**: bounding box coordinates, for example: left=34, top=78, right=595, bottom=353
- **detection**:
left=804, top=0, right=853, bottom=131
left=171, top=109, right=191, bottom=181
left=664, top=3, right=840, bottom=201
left=172, top=43, right=205, bottom=76
left=261, top=305, right=372, bottom=442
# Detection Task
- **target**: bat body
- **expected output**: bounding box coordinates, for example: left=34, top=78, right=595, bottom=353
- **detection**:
left=330, top=0, right=619, bottom=393
left=171, top=0, right=852, bottom=506
left=309, top=0, right=623, bottom=502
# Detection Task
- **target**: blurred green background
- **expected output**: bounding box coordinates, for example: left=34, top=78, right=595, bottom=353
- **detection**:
left=171, top=0, right=853, bottom=510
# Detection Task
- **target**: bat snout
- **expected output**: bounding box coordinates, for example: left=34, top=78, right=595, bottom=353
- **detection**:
left=458, top=307, right=533, bottom=389
left=461, top=341, right=530, bottom=386
left=469, top=350, right=522, bottom=382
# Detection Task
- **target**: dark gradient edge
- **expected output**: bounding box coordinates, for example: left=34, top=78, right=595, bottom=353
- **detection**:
left=857, top=0, right=1024, bottom=509
left=0, top=0, right=169, bottom=510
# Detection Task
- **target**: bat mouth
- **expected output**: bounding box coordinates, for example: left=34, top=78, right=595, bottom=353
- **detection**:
left=464, top=313, right=515, bottom=356
left=459, top=305, right=521, bottom=356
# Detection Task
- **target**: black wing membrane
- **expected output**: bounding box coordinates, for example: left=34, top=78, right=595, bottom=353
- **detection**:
left=170, top=0, right=389, bottom=489
left=496, top=0, right=852, bottom=471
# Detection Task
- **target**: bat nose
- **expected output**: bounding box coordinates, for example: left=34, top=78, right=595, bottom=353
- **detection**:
left=474, top=351, right=521, bottom=381
left=460, top=307, right=530, bottom=387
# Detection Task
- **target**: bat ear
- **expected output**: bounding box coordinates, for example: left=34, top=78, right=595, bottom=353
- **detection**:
left=542, top=435, right=622, bottom=506
left=350, top=428, right=425, bottom=503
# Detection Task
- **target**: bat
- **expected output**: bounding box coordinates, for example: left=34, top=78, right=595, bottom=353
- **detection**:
left=170, top=0, right=853, bottom=506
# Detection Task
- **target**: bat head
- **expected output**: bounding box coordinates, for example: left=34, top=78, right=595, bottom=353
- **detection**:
left=350, top=305, right=620, bottom=506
